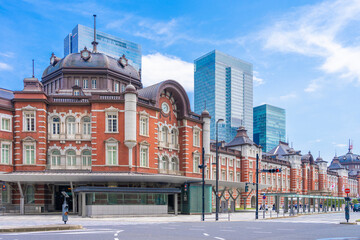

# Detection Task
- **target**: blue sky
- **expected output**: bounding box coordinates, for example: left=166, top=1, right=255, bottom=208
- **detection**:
left=0, top=0, right=360, bottom=163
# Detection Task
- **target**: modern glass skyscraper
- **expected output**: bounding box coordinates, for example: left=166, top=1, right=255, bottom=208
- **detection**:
left=194, top=50, right=253, bottom=142
left=253, top=104, right=286, bottom=152
left=64, top=24, right=142, bottom=72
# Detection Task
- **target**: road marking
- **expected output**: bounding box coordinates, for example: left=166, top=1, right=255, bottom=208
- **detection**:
left=114, top=238, right=119, bottom=240
left=246, top=227, right=262, bottom=229
left=203, top=233, right=209, bottom=236
left=277, top=228, right=295, bottom=231
left=214, top=237, right=226, bottom=240
left=253, top=231, right=272, bottom=234
left=116, top=230, right=123, bottom=233
left=189, top=228, right=205, bottom=231
left=161, top=227, right=176, bottom=230
left=220, top=230, right=235, bottom=232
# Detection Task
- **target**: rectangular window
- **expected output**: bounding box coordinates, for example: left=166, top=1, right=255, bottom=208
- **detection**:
left=83, top=79, right=88, bottom=89
left=193, top=130, right=200, bottom=147
left=229, top=159, right=233, bottom=167
left=236, top=173, right=240, bottom=182
left=106, top=144, right=117, bottom=165
left=91, top=79, right=97, bottom=89
left=75, top=78, right=79, bottom=86
left=222, top=157, right=226, bottom=166
left=249, top=161, right=253, bottom=168
left=74, top=90, right=80, bottom=96
left=24, top=112, right=35, bottom=131
left=107, top=114, right=118, bottom=132
left=193, top=155, right=200, bottom=173
left=121, top=84, right=126, bottom=92
left=83, top=122, right=91, bottom=135
left=1, top=118, right=10, bottom=131
left=140, top=147, right=148, bottom=167
left=1, top=143, right=10, bottom=164
left=249, top=172, right=253, bottom=183
left=24, top=144, right=35, bottom=164
left=140, top=117, right=148, bottom=136
left=115, top=82, right=119, bottom=92
left=229, top=172, right=233, bottom=181
left=221, top=171, right=226, bottom=180
left=236, top=160, right=240, bottom=168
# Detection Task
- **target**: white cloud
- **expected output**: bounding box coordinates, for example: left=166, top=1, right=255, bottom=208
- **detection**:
left=304, top=78, right=324, bottom=93
left=261, top=0, right=360, bottom=84
left=142, top=53, right=194, bottom=92
left=253, top=71, right=265, bottom=86
left=332, top=142, right=347, bottom=148
left=0, top=62, right=12, bottom=71
left=279, top=93, right=297, bottom=100
left=0, top=52, right=14, bottom=58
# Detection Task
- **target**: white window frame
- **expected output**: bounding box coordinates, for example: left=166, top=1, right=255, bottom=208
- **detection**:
left=66, top=150, right=76, bottom=166
left=1, top=117, right=11, bottom=132
left=170, top=157, right=179, bottom=171
left=221, top=157, right=226, bottom=166
left=236, top=159, right=240, bottom=168
left=51, top=149, right=61, bottom=166
left=193, top=154, right=200, bottom=173
left=52, top=116, right=60, bottom=135
left=106, top=112, right=118, bottom=133
left=66, top=116, right=76, bottom=138
left=74, top=90, right=80, bottom=96
left=1, top=142, right=11, bottom=165
left=114, top=82, right=119, bottom=92
left=82, top=116, right=91, bottom=136
left=171, top=128, right=178, bottom=147
left=193, top=129, right=200, bottom=147
left=81, top=150, right=92, bottom=166
left=23, top=142, right=36, bottom=165
left=139, top=116, right=149, bottom=136
left=23, top=111, right=36, bottom=132
left=83, top=79, right=89, bottom=89
left=229, top=158, right=233, bottom=167
left=91, top=78, right=97, bottom=89
left=106, top=142, right=118, bottom=165
left=140, top=146, right=149, bottom=167
left=75, top=78, right=80, bottom=86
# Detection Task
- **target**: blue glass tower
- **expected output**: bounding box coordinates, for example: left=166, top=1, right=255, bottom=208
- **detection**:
left=194, top=50, right=253, bottom=142
left=253, top=104, right=286, bottom=152
left=64, top=24, right=142, bottom=72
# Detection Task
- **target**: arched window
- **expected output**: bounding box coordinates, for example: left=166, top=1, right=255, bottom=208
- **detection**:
left=52, top=117, right=60, bottom=135
left=170, top=157, right=178, bottom=171
left=26, top=185, right=35, bottom=204
left=66, top=150, right=76, bottom=166
left=161, top=156, right=169, bottom=170
left=82, top=117, right=91, bottom=136
left=82, top=150, right=91, bottom=166
left=171, top=129, right=178, bottom=146
left=51, top=150, right=60, bottom=166
left=66, top=117, right=76, bottom=137
left=161, top=126, right=168, bottom=143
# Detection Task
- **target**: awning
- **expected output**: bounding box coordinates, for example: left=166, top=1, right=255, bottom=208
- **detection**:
left=205, top=179, right=270, bottom=190
left=74, top=186, right=181, bottom=194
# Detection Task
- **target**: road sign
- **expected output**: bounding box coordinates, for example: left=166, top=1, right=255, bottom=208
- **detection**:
left=263, top=195, right=266, bottom=200
left=345, top=188, right=350, bottom=194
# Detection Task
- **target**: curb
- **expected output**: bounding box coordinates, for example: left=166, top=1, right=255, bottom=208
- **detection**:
left=340, top=222, right=357, bottom=225
left=0, top=224, right=83, bottom=233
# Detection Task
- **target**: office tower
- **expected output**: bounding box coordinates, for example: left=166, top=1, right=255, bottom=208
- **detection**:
left=64, top=24, right=142, bottom=71
left=253, top=104, right=286, bottom=152
left=194, top=50, right=253, bottom=142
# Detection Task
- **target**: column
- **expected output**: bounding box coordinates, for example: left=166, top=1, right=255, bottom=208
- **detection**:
left=284, top=197, right=288, bottom=213
left=78, top=193, right=82, bottom=216
left=297, top=197, right=300, bottom=214
left=174, top=194, right=178, bottom=216
left=81, top=192, right=86, bottom=217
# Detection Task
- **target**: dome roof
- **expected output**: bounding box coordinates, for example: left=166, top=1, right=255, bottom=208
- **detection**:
left=339, top=152, right=360, bottom=163
left=124, top=84, right=137, bottom=94
left=42, top=52, right=140, bottom=80
left=301, top=151, right=315, bottom=164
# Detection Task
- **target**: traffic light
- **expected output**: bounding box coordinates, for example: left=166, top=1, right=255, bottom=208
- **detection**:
left=262, top=169, right=282, bottom=173
left=245, top=185, right=249, bottom=192
left=62, top=202, right=69, bottom=224
left=184, top=183, right=188, bottom=192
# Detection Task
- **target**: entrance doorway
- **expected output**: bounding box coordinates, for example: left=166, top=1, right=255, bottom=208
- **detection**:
left=54, top=186, right=73, bottom=211
left=251, top=196, right=256, bottom=208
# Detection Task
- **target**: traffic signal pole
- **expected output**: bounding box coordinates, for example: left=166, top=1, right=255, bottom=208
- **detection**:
left=256, top=153, right=259, bottom=220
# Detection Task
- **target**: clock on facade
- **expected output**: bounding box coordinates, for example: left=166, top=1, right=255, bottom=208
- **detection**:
left=80, top=47, right=91, bottom=61
left=118, top=54, right=128, bottom=67
left=161, top=102, right=170, bottom=114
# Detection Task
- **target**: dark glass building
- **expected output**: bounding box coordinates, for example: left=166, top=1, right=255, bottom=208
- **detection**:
left=253, top=104, right=286, bottom=152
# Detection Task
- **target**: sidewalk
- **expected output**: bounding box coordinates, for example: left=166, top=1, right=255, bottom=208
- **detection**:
left=0, top=212, right=256, bottom=230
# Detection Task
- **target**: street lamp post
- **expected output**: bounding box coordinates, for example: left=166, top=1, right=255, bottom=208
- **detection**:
left=215, top=118, right=224, bottom=221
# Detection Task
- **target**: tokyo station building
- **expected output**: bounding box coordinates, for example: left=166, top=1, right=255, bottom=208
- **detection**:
left=0, top=46, right=359, bottom=216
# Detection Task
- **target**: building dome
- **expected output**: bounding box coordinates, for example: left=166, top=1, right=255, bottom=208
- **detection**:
left=42, top=52, right=140, bottom=81
left=124, top=83, right=137, bottom=94
left=339, top=152, right=360, bottom=163
left=301, top=151, right=315, bottom=164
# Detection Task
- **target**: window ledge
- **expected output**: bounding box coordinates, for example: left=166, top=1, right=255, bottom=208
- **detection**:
left=139, top=134, right=149, bottom=137
left=105, top=132, right=119, bottom=134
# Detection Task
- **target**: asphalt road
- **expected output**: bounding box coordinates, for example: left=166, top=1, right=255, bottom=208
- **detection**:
left=0, top=221, right=359, bottom=240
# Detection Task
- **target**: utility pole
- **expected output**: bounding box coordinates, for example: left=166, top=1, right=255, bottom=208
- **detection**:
left=256, top=153, right=259, bottom=219
left=201, top=147, right=205, bottom=221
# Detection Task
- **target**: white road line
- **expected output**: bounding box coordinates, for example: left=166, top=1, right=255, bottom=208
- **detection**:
left=214, top=237, right=226, bottom=240
left=114, top=238, right=119, bottom=240
left=277, top=228, right=295, bottom=231
left=253, top=231, right=272, bottom=234
left=246, top=227, right=262, bottom=229
left=161, top=227, right=176, bottom=230
left=189, top=228, right=205, bottom=231
left=116, top=230, right=123, bottom=233
left=203, top=233, right=210, bottom=236
left=220, top=230, right=235, bottom=232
